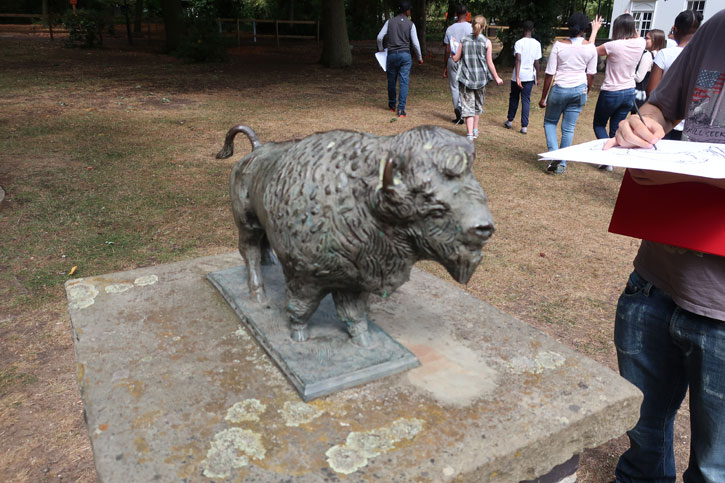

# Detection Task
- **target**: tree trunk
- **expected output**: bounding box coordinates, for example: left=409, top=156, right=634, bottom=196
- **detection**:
left=123, top=0, right=134, bottom=45
left=134, top=0, right=143, bottom=34
left=411, top=0, right=426, bottom=57
left=445, top=1, right=455, bottom=27
left=160, top=0, right=183, bottom=52
left=320, top=0, right=352, bottom=68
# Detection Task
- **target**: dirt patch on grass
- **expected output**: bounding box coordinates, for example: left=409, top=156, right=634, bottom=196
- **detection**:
left=0, top=35, right=692, bottom=482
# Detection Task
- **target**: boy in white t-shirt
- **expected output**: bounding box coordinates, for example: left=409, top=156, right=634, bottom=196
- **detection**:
left=504, top=21, right=541, bottom=134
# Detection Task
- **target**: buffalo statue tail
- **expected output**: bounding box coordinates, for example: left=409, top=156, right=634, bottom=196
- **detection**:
left=216, top=125, right=262, bottom=159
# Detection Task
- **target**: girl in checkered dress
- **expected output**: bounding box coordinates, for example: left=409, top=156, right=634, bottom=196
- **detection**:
left=452, top=15, right=503, bottom=141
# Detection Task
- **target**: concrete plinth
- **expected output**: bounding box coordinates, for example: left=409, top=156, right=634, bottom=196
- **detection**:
left=66, top=253, right=642, bottom=482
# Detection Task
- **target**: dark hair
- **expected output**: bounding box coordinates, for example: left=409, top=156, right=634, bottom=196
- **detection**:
left=522, top=20, right=534, bottom=32
left=612, top=13, right=637, bottom=40
left=646, top=29, right=666, bottom=51
left=567, top=12, right=589, bottom=37
left=454, top=4, right=467, bottom=17
left=397, top=1, right=411, bottom=14
left=673, top=9, right=702, bottom=39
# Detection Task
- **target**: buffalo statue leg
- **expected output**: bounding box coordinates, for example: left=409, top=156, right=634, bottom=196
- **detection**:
left=237, top=230, right=267, bottom=304
left=332, top=290, right=373, bottom=348
left=285, top=284, right=324, bottom=342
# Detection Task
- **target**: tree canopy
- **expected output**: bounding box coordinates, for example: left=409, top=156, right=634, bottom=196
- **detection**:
left=11, top=0, right=614, bottom=67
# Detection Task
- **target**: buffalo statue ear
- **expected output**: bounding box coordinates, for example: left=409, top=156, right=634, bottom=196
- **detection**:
left=439, top=146, right=472, bottom=177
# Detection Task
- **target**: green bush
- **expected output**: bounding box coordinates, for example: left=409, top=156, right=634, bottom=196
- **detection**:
left=173, top=3, right=229, bottom=63
left=63, top=9, right=105, bottom=48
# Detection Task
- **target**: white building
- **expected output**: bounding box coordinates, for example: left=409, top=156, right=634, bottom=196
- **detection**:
left=610, top=0, right=724, bottom=36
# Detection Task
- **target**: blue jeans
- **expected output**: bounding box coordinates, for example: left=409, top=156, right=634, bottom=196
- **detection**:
left=387, top=51, right=412, bottom=111
left=543, top=84, right=587, bottom=167
left=507, top=80, right=534, bottom=127
left=593, top=88, right=635, bottom=139
left=615, top=270, right=725, bottom=483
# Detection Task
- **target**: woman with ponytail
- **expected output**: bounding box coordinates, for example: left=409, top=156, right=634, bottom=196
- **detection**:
left=451, top=15, right=503, bottom=141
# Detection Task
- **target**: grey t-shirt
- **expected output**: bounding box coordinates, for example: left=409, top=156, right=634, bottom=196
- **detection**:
left=443, top=21, right=473, bottom=49
left=634, top=9, right=725, bottom=321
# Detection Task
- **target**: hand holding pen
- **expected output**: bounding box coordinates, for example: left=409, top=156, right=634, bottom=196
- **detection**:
left=633, top=102, right=657, bottom=150
left=603, top=104, right=665, bottom=150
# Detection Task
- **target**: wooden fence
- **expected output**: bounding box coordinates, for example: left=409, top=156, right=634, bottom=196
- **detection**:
left=0, top=13, right=62, bottom=38
left=0, top=15, right=573, bottom=46
left=218, top=18, right=319, bottom=46
left=0, top=14, right=319, bottom=46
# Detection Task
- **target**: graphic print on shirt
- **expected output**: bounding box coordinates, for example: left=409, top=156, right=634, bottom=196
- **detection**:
left=685, top=70, right=725, bottom=142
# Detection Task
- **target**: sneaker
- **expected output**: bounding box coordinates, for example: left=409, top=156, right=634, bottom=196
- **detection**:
left=388, top=104, right=396, bottom=112
left=520, top=127, right=527, bottom=134
left=472, top=128, right=479, bottom=139
left=397, top=110, right=406, bottom=118
left=598, top=164, right=613, bottom=172
left=547, top=161, right=566, bottom=174
left=503, top=120, right=513, bottom=129
left=466, top=133, right=475, bottom=141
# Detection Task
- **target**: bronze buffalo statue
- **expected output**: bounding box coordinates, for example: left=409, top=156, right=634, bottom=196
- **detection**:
left=216, top=125, right=494, bottom=347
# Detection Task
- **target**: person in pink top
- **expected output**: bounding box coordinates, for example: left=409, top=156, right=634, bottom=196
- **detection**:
left=589, top=13, right=646, bottom=171
left=538, top=12, right=598, bottom=174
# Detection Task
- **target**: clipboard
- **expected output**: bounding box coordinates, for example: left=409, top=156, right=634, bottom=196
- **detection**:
left=608, top=169, right=725, bottom=256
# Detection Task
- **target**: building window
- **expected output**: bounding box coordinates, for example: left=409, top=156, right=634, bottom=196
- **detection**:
left=632, top=11, right=653, bottom=36
left=687, top=1, right=706, bottom=14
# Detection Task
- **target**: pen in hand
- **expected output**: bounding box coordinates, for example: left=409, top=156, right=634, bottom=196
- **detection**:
left=633, top=102, right=657, bottom=150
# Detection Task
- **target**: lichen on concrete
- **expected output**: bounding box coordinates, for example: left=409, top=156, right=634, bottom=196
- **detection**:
left=66, top=280, right=99, bottom=310
left=326, top=418, right=424, bottom=475
left=201, top=428, right=265, bottom=479
left=508, top=351, right=566, bottom=374
left=536, top=351, right=566, bottom=370
left=279, top=401, right=324, bottom=427
left=225, top=399, right=267, bottom=423
left=233, top=326, right=251, bottom=340
left=105, top=283, right=134, bottom=294
left=324, top=445, right=368, bottom=475
left=134, top=274, right=158, bottom=286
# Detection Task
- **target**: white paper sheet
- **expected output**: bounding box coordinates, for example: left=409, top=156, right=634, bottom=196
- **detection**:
left=375, top=49, right=387, bottom=72
left=539, top=139, right=725, bottom=179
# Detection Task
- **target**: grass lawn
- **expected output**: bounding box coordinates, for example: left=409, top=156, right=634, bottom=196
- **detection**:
left=0, top=35, right=690, bottom=482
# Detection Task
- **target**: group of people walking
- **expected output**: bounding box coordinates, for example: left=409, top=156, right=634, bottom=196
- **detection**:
left=377, top=2, right=703, bottom=175
left=379, top=2, right=502, bottom=138
left=379, top=3, right=725, bottom=483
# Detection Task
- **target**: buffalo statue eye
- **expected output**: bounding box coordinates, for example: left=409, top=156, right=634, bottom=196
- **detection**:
left=428, top=204, right=448, bottom=217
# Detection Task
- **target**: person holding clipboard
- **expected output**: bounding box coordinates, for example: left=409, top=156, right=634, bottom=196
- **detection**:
left=602, top=9, right=725, bottom=482
left=376, top=1, right=423, bottom=118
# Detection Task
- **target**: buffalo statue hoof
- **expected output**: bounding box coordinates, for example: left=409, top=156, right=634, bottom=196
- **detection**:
left=249, top=288, right=268, bottom=305
left=350, top=330, right=374, bottom=349
left=290, top=325, right=309, bottom=342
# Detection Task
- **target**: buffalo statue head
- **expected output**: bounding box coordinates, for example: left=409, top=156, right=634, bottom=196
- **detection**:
left=373, top=126, right=494, bottom=284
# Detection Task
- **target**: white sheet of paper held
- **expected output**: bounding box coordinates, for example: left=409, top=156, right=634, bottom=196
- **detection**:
left=539, top=139, right=725, bottom=178
left=375, top=49, right=387, bottom=72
